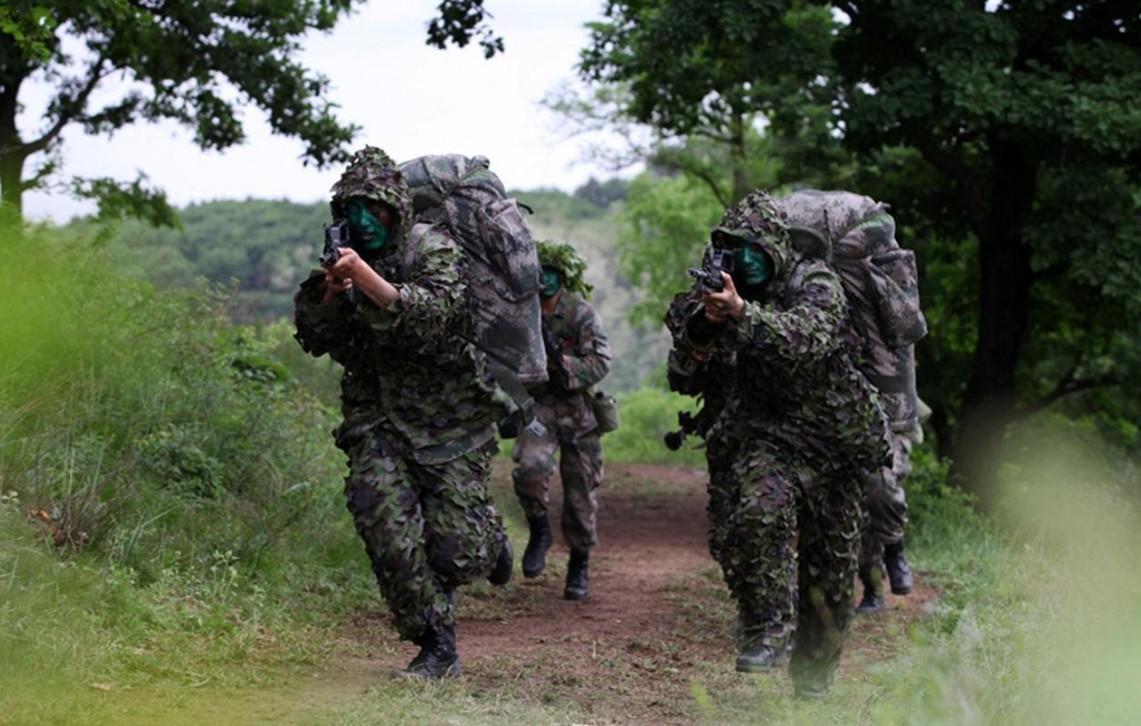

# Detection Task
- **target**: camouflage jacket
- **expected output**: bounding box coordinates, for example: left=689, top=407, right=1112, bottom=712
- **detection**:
left=532, top=291, right=612, bottom=433
left=675, top=252, right=890, bottom=474
left=294, top=222, right=508, bottom=464
left=665, top=289, right=735, bottom=436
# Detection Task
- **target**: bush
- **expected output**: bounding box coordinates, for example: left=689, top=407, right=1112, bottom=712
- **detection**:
left=604, top=387, right=705, bottom=467
left=0, top=229, right=372, bottom=708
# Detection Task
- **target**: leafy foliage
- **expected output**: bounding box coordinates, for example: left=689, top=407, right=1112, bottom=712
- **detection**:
left=616, top=172, right=723, bottom=326
left=425, top=0, right=504, bottom=58
left=0, top=0, right=364, bottom=224
left=577, top=0, right=1141, bottom=490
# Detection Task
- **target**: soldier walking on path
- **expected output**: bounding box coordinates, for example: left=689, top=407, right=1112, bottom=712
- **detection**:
left=775, top=190, right=929, bottom=614
left=511, top=241, right=612, bottom=600
left=668, top=191, right=891, bottom=698
left=293, top=147, right=514, bottom=680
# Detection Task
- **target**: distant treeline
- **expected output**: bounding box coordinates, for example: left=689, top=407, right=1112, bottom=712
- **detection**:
left=85, top=177, right=666, bottom=393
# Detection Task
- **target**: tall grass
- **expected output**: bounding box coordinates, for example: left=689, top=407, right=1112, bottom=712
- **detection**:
left=0, top=230, right=372, bottom=719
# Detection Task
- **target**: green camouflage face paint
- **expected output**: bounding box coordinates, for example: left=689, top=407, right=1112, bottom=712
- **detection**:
left=540, top=267, right=562, bottom=299
left=740, top=244, right=773, bottom=286
left=345, top=198, right=389, bottom=251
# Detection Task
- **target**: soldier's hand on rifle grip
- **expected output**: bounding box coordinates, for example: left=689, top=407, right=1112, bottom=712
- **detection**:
left=703, top=273, right=744, bottom=323
left=322, top=270, right=354, bottom=303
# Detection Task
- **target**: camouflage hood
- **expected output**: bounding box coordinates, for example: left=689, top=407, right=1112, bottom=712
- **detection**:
left=712, top=190, right=794, bottom=288
left=330, top=146, right=413, bottom=239
left=536, top=240, right=593, bottom=299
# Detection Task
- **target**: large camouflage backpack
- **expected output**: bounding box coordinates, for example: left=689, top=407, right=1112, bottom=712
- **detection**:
left=397, top=154, right=548, bottom=410
left=778, top=190, right=927, bottom=433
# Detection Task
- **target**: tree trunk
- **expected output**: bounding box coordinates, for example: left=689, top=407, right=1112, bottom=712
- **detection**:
left=0, top=148, right=25, bottom=231
left=950, top=134, right=1038, bottom=508
left=1, top=58, right=27, bottom=231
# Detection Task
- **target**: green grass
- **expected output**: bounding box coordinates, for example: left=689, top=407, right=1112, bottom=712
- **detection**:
left=3, top=230, right=1140, bottom=724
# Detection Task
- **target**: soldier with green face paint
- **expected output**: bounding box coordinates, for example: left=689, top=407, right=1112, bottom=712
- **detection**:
left=511, top=241, right=611, bottom=600
left=293, top=146, right=514, bottom=680
left=669, top=190, right=891, bottom=698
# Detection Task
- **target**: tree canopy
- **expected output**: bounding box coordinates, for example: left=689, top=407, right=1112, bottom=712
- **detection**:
left=0, top=0, right=370, bottom=227
left=578, top=0, right=1141, bottom=498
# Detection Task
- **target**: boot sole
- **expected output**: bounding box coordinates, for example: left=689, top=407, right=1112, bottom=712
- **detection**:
left=563, top=589, right=588, bottom=601
left=390, top=661, right=462, bottom=680
left=736, top=658, right=787, bottom=673
left=889, top=583, right=913, bottom=595
left=522, top=565, right=545, bottom=578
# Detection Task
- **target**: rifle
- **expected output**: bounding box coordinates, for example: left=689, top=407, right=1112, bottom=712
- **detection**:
left=663, top=403, right=717, bottom=450
left=320, top=219, right=352, bottom=267
left=688, top=248, right=737, bottom=293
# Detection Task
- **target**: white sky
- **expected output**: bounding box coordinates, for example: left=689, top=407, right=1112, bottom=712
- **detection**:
left=22, top=0, right=627, bottom=223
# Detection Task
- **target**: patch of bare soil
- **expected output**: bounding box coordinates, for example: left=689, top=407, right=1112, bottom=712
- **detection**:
left=342, top=463, right=939, bottom=724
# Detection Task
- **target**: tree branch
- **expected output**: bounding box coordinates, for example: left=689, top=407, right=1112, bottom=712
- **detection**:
left=652, top=154, right=729, bottom=206
left=1020, top=370, right=1121, bottom=417
left=22, top=56, right=109, bottom=156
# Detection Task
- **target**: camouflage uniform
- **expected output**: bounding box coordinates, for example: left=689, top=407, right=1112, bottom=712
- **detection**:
left=294, top=147, right=509, bottom=644
left=781, top=190, right=928, bottom=596
left=670, top=191, right=891, bottom=693
left=665, top=291, right=736, bottom=563
left=512, top=290, right=612, bottom=552
left=832, top=249, right=920, bottom=588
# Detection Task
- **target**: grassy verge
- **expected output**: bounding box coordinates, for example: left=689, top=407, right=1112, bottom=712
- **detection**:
left=3, top=232, right=1139, bottom=723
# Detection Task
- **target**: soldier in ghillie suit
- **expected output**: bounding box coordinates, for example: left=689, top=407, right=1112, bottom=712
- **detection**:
left=776, top=190, right=928, bottom=613
left=855, top=374, right=923, bottom=612
left=511, top=241, right=611, bottom=600
left=669, top=191, right=891, bottom=698
left=664, top=290, right=737, bottom=563
left=293, top=147, right=514, bottom=679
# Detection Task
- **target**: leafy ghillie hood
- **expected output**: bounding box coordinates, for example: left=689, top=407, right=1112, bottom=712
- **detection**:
left=711, top=190, right=793, bottom=286
left=329, top=146, right=414, bottom=239
left=537, top=240, right=593, bottom=299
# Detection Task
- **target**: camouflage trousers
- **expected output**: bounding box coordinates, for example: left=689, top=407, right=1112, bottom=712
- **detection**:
left=707, top=435, right=862, bottom=690
left=859, top=432, right=911, bottom=572
left=511, top=405, right=603, bottom=552
left=338, top=427, right=506, bottom=643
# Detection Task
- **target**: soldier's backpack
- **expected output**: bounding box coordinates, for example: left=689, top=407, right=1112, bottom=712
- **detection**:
left=778, top=190, right=927, bottom=432
left=397, top=154, right=548, bottom=411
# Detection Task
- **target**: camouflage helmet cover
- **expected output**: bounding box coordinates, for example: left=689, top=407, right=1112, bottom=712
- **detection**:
left=712, top=190, right=793, bottom=281
left=330, top=146, right=413, bottom=238
left=536, top=240, right=593, bottom=299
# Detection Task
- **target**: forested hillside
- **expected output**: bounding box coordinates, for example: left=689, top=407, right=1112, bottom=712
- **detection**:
left=92, top=181, right=664, bottom=393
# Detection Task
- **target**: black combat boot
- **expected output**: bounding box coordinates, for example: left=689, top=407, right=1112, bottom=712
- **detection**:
left=563, top=548, right=589, bottom=601
left=883, top=542, right=913, bottom=595
left=522, top=514, right=553, bottom=578
left=488, top=534, right=514, bottom=586
left=393, top=622, right=460, bottom=679
left=856, top=563, right=886, bottom=614
left=736, top=643, right=790, bottom=673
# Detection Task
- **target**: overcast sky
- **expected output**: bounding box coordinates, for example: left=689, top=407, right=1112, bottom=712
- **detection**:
left=22, top=0, right=626, bottom=223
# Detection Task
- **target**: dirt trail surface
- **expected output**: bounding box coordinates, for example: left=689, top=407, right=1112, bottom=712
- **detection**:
left=339, top=463, right=940, bottom=723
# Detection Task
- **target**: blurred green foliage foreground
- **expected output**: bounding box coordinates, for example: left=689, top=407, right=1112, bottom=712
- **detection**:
left=2, top=230, right=1139, bottom=723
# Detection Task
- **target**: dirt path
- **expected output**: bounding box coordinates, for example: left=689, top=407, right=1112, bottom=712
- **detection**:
left=339, top=463, right=939, bottom=723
